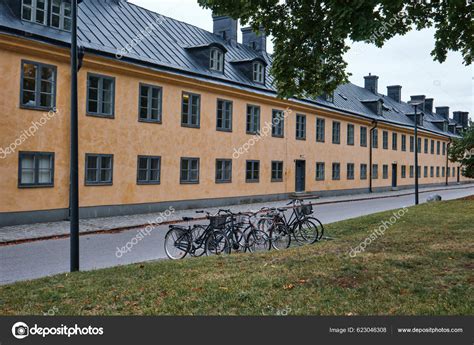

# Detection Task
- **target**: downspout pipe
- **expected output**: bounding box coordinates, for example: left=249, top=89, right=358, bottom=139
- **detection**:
left=446, top=138, right=452, bottom=186
left=369, top=120, right=378, bottom=193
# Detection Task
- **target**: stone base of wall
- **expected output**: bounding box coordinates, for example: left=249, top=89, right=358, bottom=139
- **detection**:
left=0, top=181, right=472, bottom=227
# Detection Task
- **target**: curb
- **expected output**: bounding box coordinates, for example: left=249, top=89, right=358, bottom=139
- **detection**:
left=1, top=184, right=473, bottom=246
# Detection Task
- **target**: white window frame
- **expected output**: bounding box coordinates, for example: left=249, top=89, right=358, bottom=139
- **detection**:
left=210, top=48, right=224, bottom=72
left=50, top=0, right=72, bottom=31
left=22, top=0, right=48, bottom=25
left=252, top=62, right=265, bottom=84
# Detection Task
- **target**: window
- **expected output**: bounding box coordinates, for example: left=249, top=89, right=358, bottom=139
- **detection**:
left=87, top=74, right=115, bottom=117
left=392, top=133, right=398, bottom=150
left=180, top=158, right=200, bottom=184
left=253, top=62, right=265, bottom=84
left=272, top=110, right=285, bottom=137
left=296, top=114, right=306, bottom=140
left=409, top=165, right=414, bottom=178
left=347, top=124, right=354, bottom=145
left=210, top=48, right=224, bottom=72
left=382, top=131, right=389, bottom=149
left=424, top=138, right=429, bottom=154
left=139, top=84, right=162, bottom=123
left=442, top=167, right=445, bottom=177
left=360, top=126, right=367, bottom=147
left=21, top=61, right=56, bottom=110
left=447, top=167, right=450, bottom=177
left=417, top=166, right=421, bottom=178
left=246, top=105, right=260, bottom=134
left=436, top=166, right=440, bottom=177
left=401, top=165, right=406, bottom=178
left=431, top=140, right=435, bottom=154
left=217, top=99, right=233, bottom=131
left=360, top=164, right=367, bottom=180
left=442, top=142, right=446, bottom=155
left=137, top=156, right=161, bottom=184
left=430, top=166, right=434, bottom=178
left=410, top=136, right=414, bottom=152
left=382, top=165, right=388, bottom=179
left=246, top=160, right=260, bottom=182
left=332, top=163, right=340, bottom=180
left=437, top=141, right=441, bottom=155
left=452, top=167, right=455, bottom=177
left=18, top=151, right=54, bottom=187
left=51, top=0, right=72, bottom=31
left=424, top=166, right=428, bottom=178
left=271, top=161, right=283, bottom=182
left=401, top=134, right=407, bottom=151
left=181, top=92, right=200, bottom=127
left=22, top=0, right=47, bottom=25
left=347, top=163, right=355, bottom=180
left=316, top=162, right=325, bottom=181
left=216, top=159, right=232, bottom=183
left=372, top=129, right=378, bottom=148
left=417, top=138, right=422, bottom=153
left=316, top=118, right=325, bottom=142
left=332, top=121, right=341, bottom=144
left=372, top=164, right=378, bottom=179
left=85, top=154, right=113, bottom=185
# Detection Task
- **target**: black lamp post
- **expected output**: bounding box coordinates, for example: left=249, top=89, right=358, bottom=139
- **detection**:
left=70, top=0, right=82, bottom=272
left=413, top=103, right=420, bottom=205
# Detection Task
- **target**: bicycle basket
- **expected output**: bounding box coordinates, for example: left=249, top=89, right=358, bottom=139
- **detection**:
left=209, top=215, right=228, bottom=228
left=296, top=204, right=313, bottom=216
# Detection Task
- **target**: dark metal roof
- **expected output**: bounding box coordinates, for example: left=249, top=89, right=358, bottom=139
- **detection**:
left=0, top=0, right=464, bottom=138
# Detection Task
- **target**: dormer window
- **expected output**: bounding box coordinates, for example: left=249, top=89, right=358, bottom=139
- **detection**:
left=253, top=62, right=265, bottom=84
left=51, top=0, right=72, bottom=31
left=22, top=0, right=47, bottom=25
left=210, top=48, right=224, bottom=72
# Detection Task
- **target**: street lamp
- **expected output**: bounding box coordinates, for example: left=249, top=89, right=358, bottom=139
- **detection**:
left=411, top=102, right=422, bottom=205
left=70, top=0, right=83, bottom=272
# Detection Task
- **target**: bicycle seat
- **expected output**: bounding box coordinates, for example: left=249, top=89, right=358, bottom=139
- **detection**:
left=277, top=208, right=286, bottom=212
left=182, top=217, right=194, bottom=221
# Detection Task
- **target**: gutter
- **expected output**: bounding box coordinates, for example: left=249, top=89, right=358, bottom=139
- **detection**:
left=369, top=120, right=378, bottom=192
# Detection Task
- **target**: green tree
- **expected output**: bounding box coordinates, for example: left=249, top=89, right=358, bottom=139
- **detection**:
left=449, top=124, right=474, bottom=178
left=198, top=0, right=472, bottom=99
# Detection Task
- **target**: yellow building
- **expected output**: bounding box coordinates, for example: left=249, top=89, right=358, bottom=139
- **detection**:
left=0, top=0, right=471, bottom=226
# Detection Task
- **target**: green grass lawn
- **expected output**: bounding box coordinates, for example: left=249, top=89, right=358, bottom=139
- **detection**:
left=1, top=199, right=473, bottom=316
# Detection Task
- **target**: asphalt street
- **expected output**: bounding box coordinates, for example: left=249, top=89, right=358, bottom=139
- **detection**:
left=1, top=186, right=473, bottom=285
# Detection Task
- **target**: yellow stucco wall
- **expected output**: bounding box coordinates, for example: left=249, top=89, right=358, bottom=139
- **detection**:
left=0, top=35, right=470, bottom=214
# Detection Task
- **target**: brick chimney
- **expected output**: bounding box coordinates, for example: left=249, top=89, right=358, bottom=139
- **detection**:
left=387, top=85, right=402, bottom=103
left=424, top=98, right=434, bottom=114
left=410, top=95, right=426, bottom=112
left=364, top=74, right=379, bottom=94
left=213, top=15, right=238, bottom=45
left=436, top=106, right=450, bottom=120
left=241, top=27, right=267, bottom=53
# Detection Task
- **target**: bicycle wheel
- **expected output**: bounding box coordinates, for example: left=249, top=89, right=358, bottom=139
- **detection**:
left=190, top=225, right=206, bottom=257
left=305, top=217, right=325, bottom=241
left=164, top=227, right=191, bottom=260
left=293, top=219, right=319, bottom=245
left=269, top=223, right=291, bottom=250
left=205, top=230, right=231, bottom=256
left=246, top=229, right=270, bottom=253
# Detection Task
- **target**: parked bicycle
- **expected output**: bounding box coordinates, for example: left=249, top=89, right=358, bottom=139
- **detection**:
left=164, top=212, right=230, bottom=260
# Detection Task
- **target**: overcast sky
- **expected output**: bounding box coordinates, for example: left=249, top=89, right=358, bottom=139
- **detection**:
left=130, top=0, right=472, bottom=119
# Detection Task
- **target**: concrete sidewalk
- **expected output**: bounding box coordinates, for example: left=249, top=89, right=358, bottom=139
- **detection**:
left=1, top=183, right=473, bottom=244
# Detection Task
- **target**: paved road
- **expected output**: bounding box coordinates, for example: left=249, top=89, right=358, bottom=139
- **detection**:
left=1, top=186, right=473, bottom=285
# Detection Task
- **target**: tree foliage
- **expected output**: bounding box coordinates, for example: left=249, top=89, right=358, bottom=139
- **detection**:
left=198, top=0, right=472, bottom=99
left=449, top=124, right=474, bottom=178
